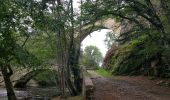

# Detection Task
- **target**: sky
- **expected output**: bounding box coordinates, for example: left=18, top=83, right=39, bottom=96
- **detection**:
left=73, top=0, right=80, bottom=8
left=81, top=29, right=112, bottom=57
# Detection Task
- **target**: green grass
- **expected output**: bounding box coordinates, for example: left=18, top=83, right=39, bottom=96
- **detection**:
left=66, top=95, right=84, bottom=100
left=96, top=68, right=112, bottom=77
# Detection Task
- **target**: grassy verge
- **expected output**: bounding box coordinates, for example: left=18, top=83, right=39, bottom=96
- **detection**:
left=66, top=95, right=84, bottom=100
left=96, top=68, right=112, bottom=77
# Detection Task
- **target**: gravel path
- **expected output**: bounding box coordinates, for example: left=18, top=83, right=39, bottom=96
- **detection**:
left=88, top=71, right=170, bottom=100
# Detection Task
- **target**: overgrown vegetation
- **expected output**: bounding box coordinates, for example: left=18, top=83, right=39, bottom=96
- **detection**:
left=111, top=34, right=163, bottom=76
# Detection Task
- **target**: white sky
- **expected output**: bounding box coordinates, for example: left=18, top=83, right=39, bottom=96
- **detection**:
left=81, top=29, right=112, bottom=57
left=73, top=0, right=80, bottom=8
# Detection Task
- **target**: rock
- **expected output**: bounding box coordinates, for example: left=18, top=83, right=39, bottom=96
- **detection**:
left=156, top=80, right=165, bottom=85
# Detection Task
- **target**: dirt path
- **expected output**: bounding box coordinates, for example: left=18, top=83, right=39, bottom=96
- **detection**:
left=88, top=71, right=170, bottom=100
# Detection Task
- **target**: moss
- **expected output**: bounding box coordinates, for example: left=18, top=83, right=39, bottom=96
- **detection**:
left=110, top=34, right=166, bottom=76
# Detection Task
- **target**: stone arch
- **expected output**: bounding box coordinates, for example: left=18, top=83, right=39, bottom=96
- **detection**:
left=75, top=18, right=121, bottom=43
left=14, top=69, right=56, bottom=88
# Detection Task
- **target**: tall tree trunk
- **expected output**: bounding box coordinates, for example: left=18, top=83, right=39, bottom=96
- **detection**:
left=66, top=0, right=81, bottom=95
left=55, top=0, right=66, bottom=96
left=1, top=65, right=17, bottom=100
left=73, top=43, right=82, bottom=93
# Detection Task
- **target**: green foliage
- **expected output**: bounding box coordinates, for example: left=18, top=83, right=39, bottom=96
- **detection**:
left=25, top=32, right=57, bottom=62
left=111, top=33, right=165, bottom=76
left=13, top=44, right=41, bottom=68
left=161, top=47, right=170, bottom=78
left=104, top=31, right=117, bottom=49
left=33, top=70, right=58, bottom=86
left=80, top=45, right=103, bottom=68
left=0, top=0, right=61, bottom=68
left=0, top=0, right=46, bottom=69
left=96, top=68, right=111, bottom=77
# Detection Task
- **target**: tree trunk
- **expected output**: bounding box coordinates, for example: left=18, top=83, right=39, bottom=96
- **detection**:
left=1, top=66, right=17, bottom=100
left=73, top=44, right=82, bottom=93
left=65, top=77, right=77, bottom=95
left=67, top=43, right=82, bottom=95
left=66, top=41, right=83, bottom=96
left=65, top=0, right=82, bottom=96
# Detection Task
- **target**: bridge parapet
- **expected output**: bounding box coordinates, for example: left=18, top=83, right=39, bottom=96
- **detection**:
left=81, top=66, right=94, bottom=100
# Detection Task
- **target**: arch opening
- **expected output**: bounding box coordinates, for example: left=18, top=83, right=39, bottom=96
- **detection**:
left=81, top=29, right=113, bottom=57
left=77, top=18, right=121, bottom=68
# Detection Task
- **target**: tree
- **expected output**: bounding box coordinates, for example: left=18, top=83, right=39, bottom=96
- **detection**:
left=0, top=0, right=82, bottom=98
left=104, top=31, right=117, bottom=49
left=0, top=1, right=27, bottom=99
left=81, top=45, right=103, bottom=68
left=0, top=0, right=46, bottom=99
